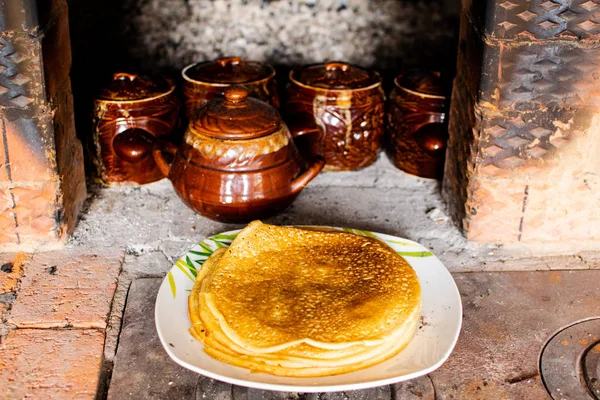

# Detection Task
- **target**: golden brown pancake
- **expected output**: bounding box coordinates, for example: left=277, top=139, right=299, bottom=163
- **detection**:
left=188, top=247, right=227, bottom=342
left=206, top=221, right=421, bottom=348
left=187, top=221, right=422, bottom=377
left=203, top=315, right=418, bottom=377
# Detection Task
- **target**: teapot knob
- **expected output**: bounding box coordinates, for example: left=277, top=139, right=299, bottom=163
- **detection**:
left=113, top=72, right=137, bottom=82
left=225, top=86, right=249, bottom=103
left=217, top=57, right=242, bottom=67
left=325, top=62, right=350, bottom=72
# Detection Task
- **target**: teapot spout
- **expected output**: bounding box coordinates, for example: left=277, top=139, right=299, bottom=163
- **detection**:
left=290, top=156, right=325, bottom=195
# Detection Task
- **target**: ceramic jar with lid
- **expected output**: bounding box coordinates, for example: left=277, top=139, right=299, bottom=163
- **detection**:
left=153, top=86, right=325, bottom=222
left=385, top=71, right=449, bottom=179
left=285, top=62, right=385, bottom=171
left=92, top=72, right=181, bottom=186
left=182, top=57, right=279, bottom=118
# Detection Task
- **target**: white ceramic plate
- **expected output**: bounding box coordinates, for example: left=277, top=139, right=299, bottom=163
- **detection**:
left=155, top=227, right=462, bottom=393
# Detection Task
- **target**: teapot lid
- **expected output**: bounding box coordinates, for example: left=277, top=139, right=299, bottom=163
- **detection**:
left=395, top=71, right=448, bottom=98
left=290, top=62, right=381, bottom=90
left=190, top=86, right=280, bottom=140
left=97, top=72, right=174, bottom=101
left=183, top=57, right=275, bottom=84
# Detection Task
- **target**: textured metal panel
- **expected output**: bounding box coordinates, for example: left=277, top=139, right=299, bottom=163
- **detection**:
left=480, top=41, right=600, bottom=109
left=478, top=0, right=600, bottom=41
left=445, top=1, right=600, bottom=244
left=0, top=34, right=44, bottom=116
left=477, top=108, right=583, bottom=176
left=0, top=2, right=85, bottom=249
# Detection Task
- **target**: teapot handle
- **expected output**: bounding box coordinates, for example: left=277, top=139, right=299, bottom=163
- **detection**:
left=152, top=140, right=179, bottom=177
left=287, top=113, right=325, bottom=195
left=290, top=156, right=325, bottom=195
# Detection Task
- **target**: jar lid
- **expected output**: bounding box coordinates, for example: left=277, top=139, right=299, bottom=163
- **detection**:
left=183, top=57, right=275, bottom=84
left=190, top=86, right=280, bottom=140
left=395, top=71, right=448, bottom=98
left=290, top=62, right=381, bottom=90
left=97, top=73, right=174, bottom=101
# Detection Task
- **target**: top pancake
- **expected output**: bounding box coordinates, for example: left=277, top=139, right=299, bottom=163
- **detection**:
left=204, top=221, right=421, bottom=349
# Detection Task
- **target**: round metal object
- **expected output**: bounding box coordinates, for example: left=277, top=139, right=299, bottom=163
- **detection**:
left=584, top=342, right=600, bottom=399
left=540, top=318, right=600, bottom=399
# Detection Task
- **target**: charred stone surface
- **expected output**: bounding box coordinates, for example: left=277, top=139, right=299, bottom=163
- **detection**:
left=66, top=0, right=461, bottom=159
left=107, top=271, right=600, bottom=398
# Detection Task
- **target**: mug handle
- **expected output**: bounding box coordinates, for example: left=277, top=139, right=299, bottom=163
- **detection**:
left=287, top=112, right=323, bottom=159
left=112, top=128, right=155, bottom=164
left=414, top=114, right=447, bottom=156
left=287, top=113, right=325, bottom=195
left=152, top=140, right=179, bottom=177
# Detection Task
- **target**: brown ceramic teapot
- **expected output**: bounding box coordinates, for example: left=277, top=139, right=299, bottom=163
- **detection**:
left=153, top=86, right=325, bottom=222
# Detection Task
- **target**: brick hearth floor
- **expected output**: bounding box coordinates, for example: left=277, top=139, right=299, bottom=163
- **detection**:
left=0, top=157, right=598, bottom=399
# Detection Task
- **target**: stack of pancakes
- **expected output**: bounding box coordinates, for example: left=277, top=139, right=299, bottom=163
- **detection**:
left=188, top=221, right=421, bottom=377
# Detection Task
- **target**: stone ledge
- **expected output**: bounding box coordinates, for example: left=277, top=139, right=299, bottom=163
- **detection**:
left=65, top=156, right=600, bottom=272
left=108, top=272, right=600, bottom=398
left=0, top=328, right=104, bottom=399
left=8, top=248, right=123, bottom=329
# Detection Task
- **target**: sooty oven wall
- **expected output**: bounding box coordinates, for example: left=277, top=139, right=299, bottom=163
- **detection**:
left=66, top=0, right=460, bottom=148
left=68, top=0, right=460, bottom=75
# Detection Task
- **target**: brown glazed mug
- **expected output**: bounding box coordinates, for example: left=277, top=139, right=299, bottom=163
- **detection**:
left=182, top=57, right=280, bottom=118
left=385, top=71, right=449, bottom=179
left=285, top=62, right=385, bottom=171
left=153, top=86, right=325, bottom=222
left=92, top=72, right=181, bottom=186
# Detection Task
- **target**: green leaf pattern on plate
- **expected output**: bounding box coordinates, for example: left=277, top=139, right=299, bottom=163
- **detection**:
left=168, top=228, right=431, bottom=297
left=386, top=239, right=421, bottom=247
left=185, top=255, right=198, bottom=277
left=167, top=271, right=176, bottom=298
left=396, top=250, right=434, bottom=258
left=175, top=260, right=195, bottom=282
left=210, top=233, right=239, bottom=241
left=199, top=242, right=214, bottom=254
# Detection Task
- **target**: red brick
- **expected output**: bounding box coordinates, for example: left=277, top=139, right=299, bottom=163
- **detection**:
left=0, top=253, right=28, bottom=293
left=8, top=249, right=123, bottom=329
left=0, top=115, right=56, bottom=183
left=0, top=181, right=64, bottom=248
left=0, top=329, right=104, bottom=399
left=0, top=302, right=9, bottom=320
left=467, top=178, right=525, bottom=243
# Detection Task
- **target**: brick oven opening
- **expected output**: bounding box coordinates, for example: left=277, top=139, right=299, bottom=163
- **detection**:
left=0, top=0, right=599, bottom=399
